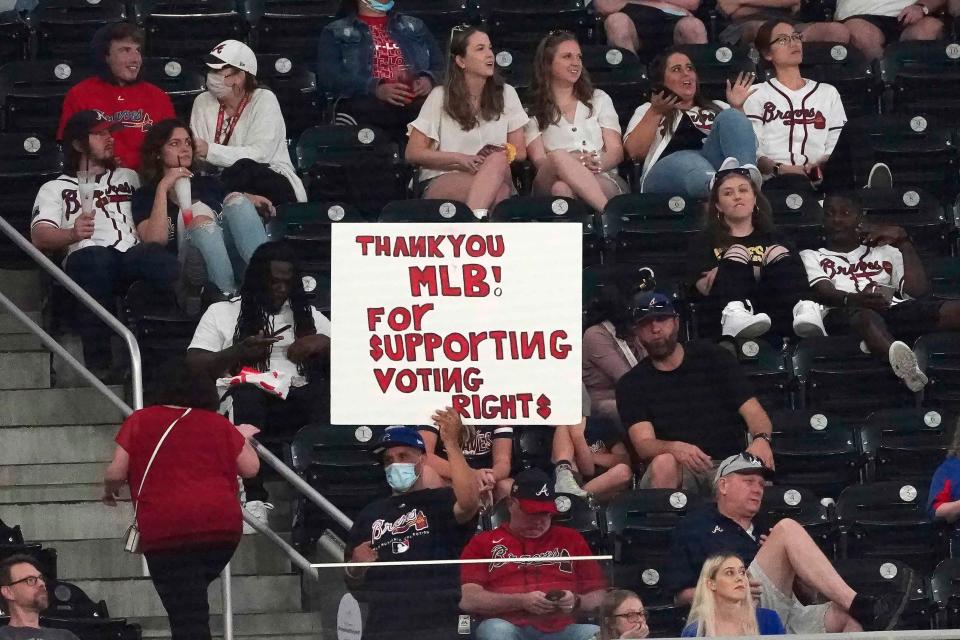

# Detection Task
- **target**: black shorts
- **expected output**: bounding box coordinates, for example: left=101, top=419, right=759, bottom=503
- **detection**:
left=841, top=14, right=904, bottom=42
left=824, top=298, right=944, bottom=340
left=621, top=4, right=682, bottom=53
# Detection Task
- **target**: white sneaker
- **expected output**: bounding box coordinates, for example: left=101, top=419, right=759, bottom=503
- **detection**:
left=243, top=500, right=274, bottom=535
left=867, top=162, right=893, bottom=190
left=721, top=300, right=771, bottom=338
left=792, top=300, right=827, bottom=338
left=554, top=464, right=589, bottom=498
left=888, top=341, right=928, bottom=393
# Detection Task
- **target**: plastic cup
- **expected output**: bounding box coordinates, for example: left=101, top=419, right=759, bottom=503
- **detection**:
left=76, top=170, right=95, bottom=216
left=394, top=64, right=414, bottom=91
left=174, top=176, right=193, bottom=222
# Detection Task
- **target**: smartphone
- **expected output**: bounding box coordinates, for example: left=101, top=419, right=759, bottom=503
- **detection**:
left=269, top=324, right=292, bottom=338
left=651, top=84, right=679, bottom=101
left=545, top=590, right=565, bottom=602
left=478, top=144, right=505, bottom=157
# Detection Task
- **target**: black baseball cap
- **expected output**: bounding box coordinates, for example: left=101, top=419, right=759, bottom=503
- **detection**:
left=62, top=110, right=120, bottom=148
left=511, top=468, right=558, bottom=514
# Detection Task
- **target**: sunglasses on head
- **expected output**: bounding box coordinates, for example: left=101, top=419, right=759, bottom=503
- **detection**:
left=717, top=451, right=764, bottom=477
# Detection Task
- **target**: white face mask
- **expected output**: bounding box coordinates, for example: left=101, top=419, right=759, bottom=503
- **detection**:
left=205, top=72, right=233, bottom=99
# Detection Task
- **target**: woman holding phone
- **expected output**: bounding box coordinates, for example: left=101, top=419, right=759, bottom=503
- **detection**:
left=623, top=47, right=758, bottom=197
left=525, top=31, right=628, bottom=212
left=405, top=26, right=528, bottom=220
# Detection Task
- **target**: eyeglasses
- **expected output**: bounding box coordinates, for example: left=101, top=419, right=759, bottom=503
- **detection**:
left=770, top=33, right=803, bottom=46
left=614, top=611, right=647, bottom=622
left=6, top=575, right=45, bottom=587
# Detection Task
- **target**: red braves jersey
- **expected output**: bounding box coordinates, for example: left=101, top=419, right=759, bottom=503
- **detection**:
left=744, top=78, right=846, bottom=168
left=58, top=77, right=175, bottom=170
left=460, top=524, right=606, bottom=633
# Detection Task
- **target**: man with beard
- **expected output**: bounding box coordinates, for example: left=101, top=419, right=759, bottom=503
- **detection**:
left=31, top=110, right=178, bottom=382
left=614, top=292, right=774, bottom=494
left=0, top=555, right=79, bottom=640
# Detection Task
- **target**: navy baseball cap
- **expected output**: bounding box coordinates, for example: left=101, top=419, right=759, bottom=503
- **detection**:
left=632, top=291, right=677, bottom=324
left=511, top=468, right=558, bottom=514
left=372, top=425, right=426, bottom=458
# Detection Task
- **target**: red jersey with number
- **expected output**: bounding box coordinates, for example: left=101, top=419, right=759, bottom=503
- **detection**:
left=460, top=524, right=607, bottom=632
left=58, top=76, right=175, bottom=170
left=358, top=14, right=407, bottom=81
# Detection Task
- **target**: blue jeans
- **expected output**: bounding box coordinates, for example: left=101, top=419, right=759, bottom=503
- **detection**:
left=642, top=108, right=757, bottom=198
left=187, top=196, right=267, bottom=295
left=475, top=619, right=600, bottom=640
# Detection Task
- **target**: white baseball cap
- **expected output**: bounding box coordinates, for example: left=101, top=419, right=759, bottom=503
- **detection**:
left=205, top=39, right=258, bottom=76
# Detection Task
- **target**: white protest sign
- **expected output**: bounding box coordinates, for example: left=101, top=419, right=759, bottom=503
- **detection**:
left=330, top=223, right=582, bottom=425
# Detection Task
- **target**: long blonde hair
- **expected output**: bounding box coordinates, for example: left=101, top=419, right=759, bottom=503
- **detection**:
left=686, top=553, right=759, bottom=637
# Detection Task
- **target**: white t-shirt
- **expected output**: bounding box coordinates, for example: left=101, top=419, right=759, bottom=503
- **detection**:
left=407, top=84, right=529, bottom=181
left=744, top=78, right=846, bottom=170
left=31, top=169, right=140, bottom=257
left=188, top=298, right=332, bottom=379
left=835, top=0, right=912, bottom=20
left=624, top=100, right=730, bottom=185
left=523, top=89, right=621, bottom=154
left=800, top=244, right=906, bottom=307
left=190, top=88, right=307, bottom=202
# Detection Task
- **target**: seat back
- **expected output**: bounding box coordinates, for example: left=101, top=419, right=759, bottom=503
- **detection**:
left=33, top=0, right=128, bottom=59
left=789, top=42, right=879, bottom=118
left=247, top=0, right=338, bottom=62
left=580, top=45, right=648, bottom=129
left=491, top=196, right=601, bottom=264
left=137, top=0, right=247, bottom=57
left=861, top=407, right=955, bottom=482
left=916, top=332, right=960, bottom=411
left=603, top=193, right=704, bottom=268
left=885, top=41, right=960, bottom=120
left=256, top=54, right=320, bottom=138
left=514, top=425, right=554, bottom=473
left=833, top=558, right=934, bottom=629
left=0, top=60, right=90, bottom=133
left=0, top=133, right=63, bottom=265
left=764, top=187, right=824, bottom=251
left=379, top=198, right=476, bottom=223
left=0, top=19, right=29, bottom=62
left=605, top=489, right=699, bottom=563
left=486, top=0, right=594, bottom=50
left=931, top=558, right=960, bottom=628
left=139, top=57, right=206, bottom=121
left=761, top=484, right=837, bottom=555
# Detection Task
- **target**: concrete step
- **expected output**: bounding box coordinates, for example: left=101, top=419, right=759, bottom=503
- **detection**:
left=0, top=333, right=45, bottom=351
left=76, top=574, right=303, bottom=618
left=0, top=425, right=116, bottom=466
left=134, top=612, right=321, bottom=639
left=0, top=269, right=43, bottom=312
left=0, top=350, right=50, bottom=389
left=0, top=310, right=41, bottom=335
left=54, top=534, right=293, bottom=580
left=0, top=462, right=106, bottom=487
left=0, top=386, right=125, bottom=426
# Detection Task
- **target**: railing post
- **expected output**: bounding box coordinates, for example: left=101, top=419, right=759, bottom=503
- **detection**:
left=221, top=562, right=233, bottom=640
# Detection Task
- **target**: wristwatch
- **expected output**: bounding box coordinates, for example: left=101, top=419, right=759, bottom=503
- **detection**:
left=752, top=432, right=772, bottom=443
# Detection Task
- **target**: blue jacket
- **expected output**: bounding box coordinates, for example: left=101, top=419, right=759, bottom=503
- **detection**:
left=317, top=12, right=444, bottom=99
left=682, top=608, right=786, bottom=636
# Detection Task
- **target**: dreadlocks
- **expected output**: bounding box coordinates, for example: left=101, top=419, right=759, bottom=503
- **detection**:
left=233, top=241, right=316, bottom=373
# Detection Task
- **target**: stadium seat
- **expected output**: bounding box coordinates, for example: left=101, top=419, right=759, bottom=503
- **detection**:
left=718, top=337, right=791, bottom=411
left=833, top=558, right=935, bottom=630
left=856, top=188, right=949, bottom=259
left=761, top=484, right=838, bottom=557
left=674, top=44, right=755, bottom=104
left=139, top=57, right=205, bottom=121
left=514, top=425, right=554, bottom=473
left=401, top=0, right=478, bottom=43
left=579, top=45, right=648, bottom=130
left=0, top=18, right=29, bottom=62
left=793, top=335, right=918, bottom=419
left=485, top=0, right=595, bottom=51
left=492, top=47, right=533, bottom=95
left=916, top=332, right=960, bottom=411
left=41, top=617, right=142, bottom=640
left=762, top=187, right=824, bottom=252
left=927, top=256, right=960, bottom=300
left=789, top=42, right=879, bottom=118
left=885, top=40, right=960, bottom=120
left=245, top=0, right=338, bottom=63
left=766, top=408, right=864, bottom=498
left=605, top=489, right=700, bottom=564
left=838, top=480, right=948, bottom=573
left=490, top=196, right=602, bottom=266
left=602, top=192, right=704, bottom=271
left=860, top=407, right=956, bottom=482
left=0, top=60, right=89, bottom=133
left=379, top=199, right=476, bottom=223
left=136, top=0, right=247, bottom=58
left=931, top=559, right=960, bottom=628
left=32, top=0, right=127, bottom=60
left=278, top=200, right=365, bottom=262
left=44, top=580, right=110, bottom=619
left=610, top=554, right=690, bottom=638
left=255, top=54, right=320, bottom=139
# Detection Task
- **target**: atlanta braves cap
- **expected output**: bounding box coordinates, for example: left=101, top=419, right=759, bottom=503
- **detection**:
left=62, top=110, right=120, bottom=148
left=715, top=451, right=774, bottom=483
left=205, top=39, right=258, bottom=75
left=511, top=468, right=558, bottom=514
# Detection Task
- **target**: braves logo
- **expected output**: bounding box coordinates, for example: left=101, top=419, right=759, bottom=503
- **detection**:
left=820, top=257, right=893, bottom=285
left=61, top=180, right=134, bottom=221
left=489, top=544, right=573, bottom=573
left=371, top=508, right=429, bottom=543
left=96, top=109, right=155, bottom=133
left=212, top=43, right=227, bottom=54
left=758, top=102, right=826, bottom=129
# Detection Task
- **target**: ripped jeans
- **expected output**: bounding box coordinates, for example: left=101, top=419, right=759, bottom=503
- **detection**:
left=186, top=194, right=268, bottom=295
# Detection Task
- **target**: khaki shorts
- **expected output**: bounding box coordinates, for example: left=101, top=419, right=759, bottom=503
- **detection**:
left=749, top=559, right=829, bottom=634
left=638, top=460, right=720, bottom=497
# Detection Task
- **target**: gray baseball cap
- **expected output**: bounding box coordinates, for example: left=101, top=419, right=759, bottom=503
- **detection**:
left=715, top=451, right=774, bottom=482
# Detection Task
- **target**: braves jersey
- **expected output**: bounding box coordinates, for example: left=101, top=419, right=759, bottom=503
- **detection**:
left=31, top=169, right=140, bottom=257
left=460, top=524, right=606, bottom=633
left=744, top=78, right=846, bottom=168
left=800, top=244, right=906, bottom=306
left=58, top=77, right=175, bottom=170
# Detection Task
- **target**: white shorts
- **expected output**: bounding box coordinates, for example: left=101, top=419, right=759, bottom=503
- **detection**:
left=749, top=559, right=830, bottom=634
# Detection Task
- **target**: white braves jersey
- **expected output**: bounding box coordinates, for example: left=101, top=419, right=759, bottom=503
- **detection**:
left=801, top=244, right=906, bottom=306
left=31, top=169, right=140, bottom=256
left=744, top=79, right=846, bottom=169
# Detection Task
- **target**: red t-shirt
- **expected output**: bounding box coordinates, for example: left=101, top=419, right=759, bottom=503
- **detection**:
left=460, top=524, right=607, bottom=633
left=58, top=76, right=175, bottom=170
left=358, top=14, right=407, bottom=81
left=116, top=405, right=245, bottom=552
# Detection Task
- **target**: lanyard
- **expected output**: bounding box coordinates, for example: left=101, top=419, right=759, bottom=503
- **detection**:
left=213, top=94, right=250, bottom=146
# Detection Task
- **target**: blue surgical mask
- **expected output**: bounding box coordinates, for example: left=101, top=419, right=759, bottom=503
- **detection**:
left=362, top=0, right=394, bottom=12
left=385, top=463, right=419, bottom=493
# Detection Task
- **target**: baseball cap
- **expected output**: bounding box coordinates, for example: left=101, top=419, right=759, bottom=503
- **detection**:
left=62, top=110, right=120, bottom=147
left=631, top=291, right=677, bottom=324
left=371, top=425, right=426, bottom=458
left=710, top=157, right=763, bottom=191
left=205, top=39, right=258, bottom=75
left=511, top=468, right=558, bottom=514
left=715, top=452, right=774, bottom=482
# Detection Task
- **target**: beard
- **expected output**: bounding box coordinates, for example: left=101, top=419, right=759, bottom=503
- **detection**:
left=32, top=591, right=49, bottom=612
left=641, top=326, right=679, bottom=361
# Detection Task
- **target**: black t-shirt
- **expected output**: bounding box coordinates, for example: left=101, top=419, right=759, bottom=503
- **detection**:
left=131, top=175, right=226, bottom=254
left=685, top=229, right=791, bottom=288
left=346, top=488, right=477, bottom=635
left=615, top=340, right=754, bottom=460
left=665, top=504, right=769, bottom=597
left=662, top=113, right=708, bottom=158
left=0, top=628, right=80, bottom=640
left=418, top=425, right=514, bottom=470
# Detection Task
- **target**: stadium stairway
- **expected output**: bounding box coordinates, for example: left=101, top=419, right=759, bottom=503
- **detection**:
left=0, top=267, right=322, bottom=640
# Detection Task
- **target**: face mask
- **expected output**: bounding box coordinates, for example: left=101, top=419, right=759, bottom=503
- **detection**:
left=362, top=0, right=394, bottom=12
left=385, top=463, right=418, bottom=493
left=205, top=72, right=233, bottom=99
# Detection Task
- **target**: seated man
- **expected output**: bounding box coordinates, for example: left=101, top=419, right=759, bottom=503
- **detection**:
left=346, top=416, right=481, bottom=640
left=0, top=554, right=79, bottom=640
left=839, top=0, right=945, bottom=61
left=615, top=292, right=774, bottom=494
left=418, top=420, right=514, bottom=507
left=594, top=0, right=708, bottom=55
left=460, top=468, right=608, bottom=640
left=553, top=417, right=634, bottom=504
left=714, top=1, right=851, bottom=46
left=800, top=193, right=959, bottom=392
left=31, top=110, right=178, bottom=382
left=666, top=452, right=914, bottom=633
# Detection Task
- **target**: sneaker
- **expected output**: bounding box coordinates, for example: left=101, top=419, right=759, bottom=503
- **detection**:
left=888, top=340, right=928, bottom=393
left=867, top=162, right=893, bottom=190
left=721, top=300, right=771, bottom=339
left=853, top=568, right=916, bottom=631
left=554, top=464, right=589, bottom=499
left=243, top=500, right=274, bottom=535
left=792, top=300, right=827, bottom=338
